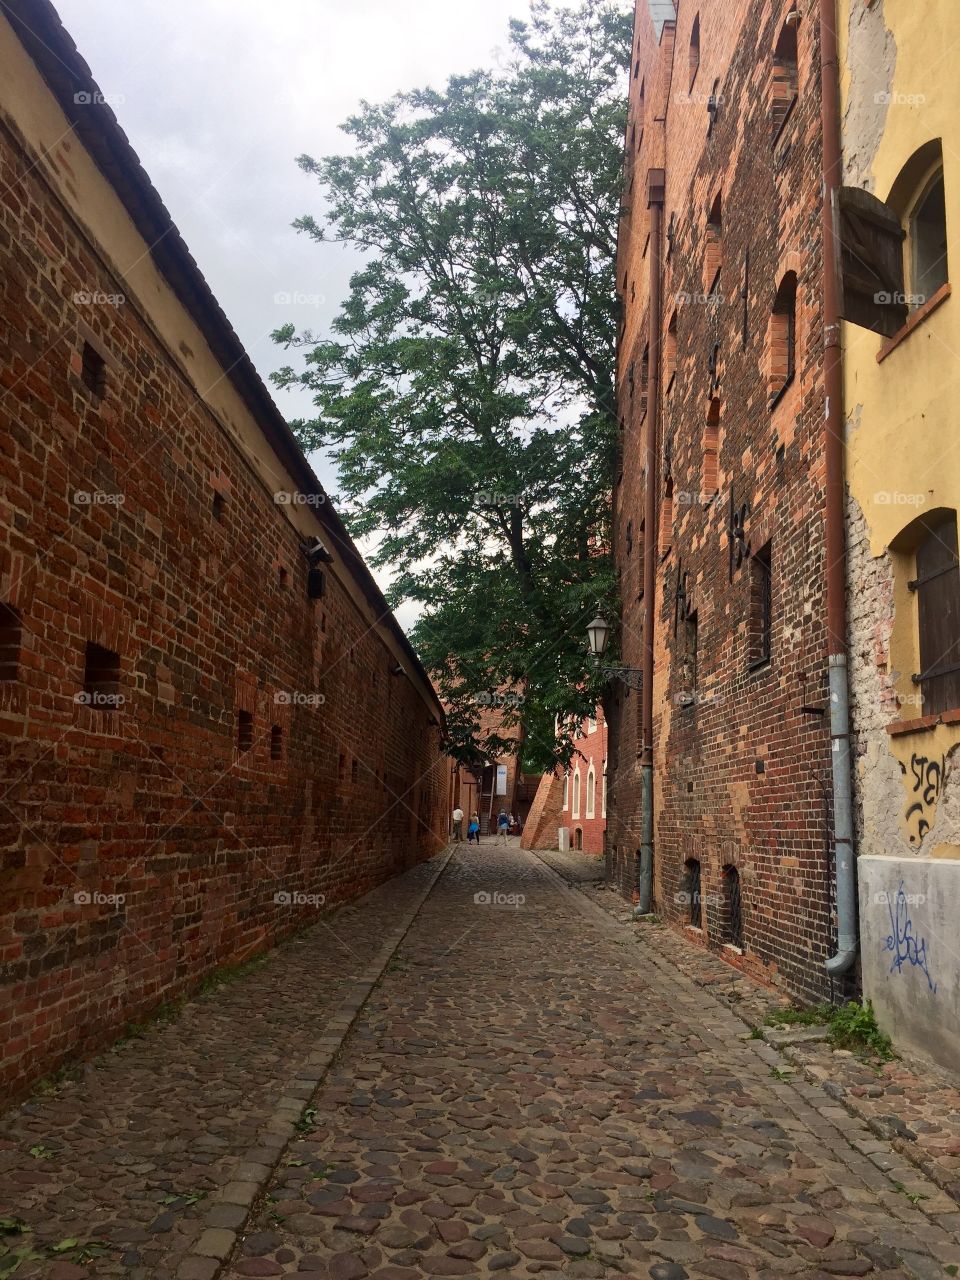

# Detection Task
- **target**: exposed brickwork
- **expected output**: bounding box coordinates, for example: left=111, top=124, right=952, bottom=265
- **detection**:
left=520, top=769, right=564, bottom=850
left=607, top=0, right=848, bottom=1002
left=0, top=36, right=448, bottom=1101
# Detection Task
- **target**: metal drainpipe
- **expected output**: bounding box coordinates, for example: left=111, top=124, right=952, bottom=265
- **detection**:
left=638, top=172, right=665, bottom=914
left=820, top=0, right=857, bottom=977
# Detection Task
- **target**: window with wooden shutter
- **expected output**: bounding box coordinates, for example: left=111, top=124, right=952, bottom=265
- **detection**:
left=836, top=186, right=907, bottom=336
left=913, top=512, right=960, bottom=715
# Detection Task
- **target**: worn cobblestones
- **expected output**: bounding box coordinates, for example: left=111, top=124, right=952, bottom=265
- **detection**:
left=539, top=848, right=960, bottom=1216
left=0, top=856, right=446, bottom=1278
left=3, top=843, right=959, bottom=1279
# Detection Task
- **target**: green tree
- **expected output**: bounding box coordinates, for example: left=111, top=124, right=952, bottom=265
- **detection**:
left=272, top=0, right=631, bottom=771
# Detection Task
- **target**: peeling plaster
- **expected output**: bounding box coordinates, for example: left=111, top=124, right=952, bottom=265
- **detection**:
left=842, top=0, right=896, bottom=189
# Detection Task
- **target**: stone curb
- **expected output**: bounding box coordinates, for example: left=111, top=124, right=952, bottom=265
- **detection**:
left=527, top=848, right=960, bottom=1270
left=176, top=844, right=457, bottom=1280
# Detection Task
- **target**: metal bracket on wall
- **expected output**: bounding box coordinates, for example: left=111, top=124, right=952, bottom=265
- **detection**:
left=602, top=666, right=644, bottom=693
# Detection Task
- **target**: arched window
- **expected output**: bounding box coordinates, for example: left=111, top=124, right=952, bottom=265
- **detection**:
left=601, top=761, right=608, bottom=818
left=705, top=193, right=722, bottom=292
left=689, top=14, right=701, bottom=90
left=684, top=859, right=702, bottom=927
left=586, top=764, right=596, bottom=818
left=907, top=168, right=948, bottom=307
left=660, top=476, right=674, bottom=557
left=768, top=271, right=797, bottom=406
left=721, top=865, right=743, bottom=947
left=703, top=398, right=720, bottom=498
left=707, top=78, right=721, bottom=135
left=771, top=14, right=798, bottom=141
left=639, top=344, right=649, bottom=418
left=572, top=767, right=581, bottom=819
left=665, top=311, right=678, bottom=386
left=562, top=769, right=569, bottom=811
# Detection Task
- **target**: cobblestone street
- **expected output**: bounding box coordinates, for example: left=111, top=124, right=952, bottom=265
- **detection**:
left=3, top=844, right=960, bottom=1280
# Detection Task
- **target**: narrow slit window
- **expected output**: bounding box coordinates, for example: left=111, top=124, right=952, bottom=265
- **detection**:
left=237, top=709, right=253, bottom=754
left=771, top=17, right=799, bottom=142
left=81, top=342, right=106, bottom=398
left=749, top=541, right=773, bottom=667
left=0, top=604, right=22, bottom=681
left=769, top=272, right=797, bottom=406
left=689, top=14, right=701, bottom=89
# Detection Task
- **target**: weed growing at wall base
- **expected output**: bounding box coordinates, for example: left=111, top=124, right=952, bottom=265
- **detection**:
left=764, top=1000, right=894, bottom=1060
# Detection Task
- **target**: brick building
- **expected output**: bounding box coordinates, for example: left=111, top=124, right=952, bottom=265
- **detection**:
left=0, top=1, right=449, bottom=1101
left=522, top=708, right=607, bottom=854
left=607, top=0, right=846, bottom=1000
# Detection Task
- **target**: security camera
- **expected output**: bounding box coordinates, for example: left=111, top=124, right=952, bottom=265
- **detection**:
left=391, top=663, right=405, bottom=677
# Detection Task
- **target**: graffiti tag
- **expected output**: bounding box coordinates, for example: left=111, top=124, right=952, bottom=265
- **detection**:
left=902, top=751, right=946, bottom=844
left=883, top=881, right=937, bottom=994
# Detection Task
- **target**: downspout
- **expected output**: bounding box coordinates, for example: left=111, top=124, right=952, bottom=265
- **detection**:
left=638, top=170, right=666, bottom=914
left=820, top=0, right=857, bottom=977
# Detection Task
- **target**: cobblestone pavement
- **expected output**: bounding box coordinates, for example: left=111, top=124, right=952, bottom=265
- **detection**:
left=0, top=856, right=447, bottom=1280
left=538, top=847, right=960, bottom=1210
left=4, top=843, right=960, bottom=1280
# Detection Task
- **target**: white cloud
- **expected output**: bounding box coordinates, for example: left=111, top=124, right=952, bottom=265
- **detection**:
left=53, top=0, right=533, bottom=629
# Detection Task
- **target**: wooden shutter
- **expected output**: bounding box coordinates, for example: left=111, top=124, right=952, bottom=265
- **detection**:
left=915, top=514, right=960, bottom=715
left=835, top=186, right=907, bottom=337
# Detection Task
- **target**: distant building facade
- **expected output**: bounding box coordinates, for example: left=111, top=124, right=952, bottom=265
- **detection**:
left=523, top=708, right=607, bottom=855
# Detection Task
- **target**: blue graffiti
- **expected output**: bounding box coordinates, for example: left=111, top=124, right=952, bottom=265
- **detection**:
left=883, top=882, right=937, bottom=993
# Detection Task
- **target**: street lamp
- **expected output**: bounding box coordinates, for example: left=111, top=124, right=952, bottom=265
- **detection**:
left=586, top=612, right=644, bottom=692
left=586, top=613, right=611, bottom=658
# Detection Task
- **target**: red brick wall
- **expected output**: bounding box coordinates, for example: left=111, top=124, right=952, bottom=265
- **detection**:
left=607, top=0, right=845, bottom=1001
left=520, top=770, right=564, bottom=850
left=0, top=110, right=449, bottom=1100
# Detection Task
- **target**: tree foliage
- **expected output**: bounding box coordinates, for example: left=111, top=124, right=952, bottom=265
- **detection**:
left=272, top=0, right=631, bottom=771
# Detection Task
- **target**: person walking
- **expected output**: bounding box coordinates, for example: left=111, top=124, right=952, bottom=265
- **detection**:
left=496, top=808, right=510, bottom=845
left=452, top=806, right=464, bottom=842
left=467, top=812, right=481, bottom=844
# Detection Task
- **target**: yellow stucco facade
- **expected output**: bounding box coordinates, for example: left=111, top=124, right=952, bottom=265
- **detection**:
left=839, top=0, right=960, bottom=858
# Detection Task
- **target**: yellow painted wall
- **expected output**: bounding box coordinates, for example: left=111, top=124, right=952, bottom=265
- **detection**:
left=838, top=0, right=960, bottom=853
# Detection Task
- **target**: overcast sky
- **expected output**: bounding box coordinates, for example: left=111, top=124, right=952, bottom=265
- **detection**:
left=53, top=0, right=534, bottom=627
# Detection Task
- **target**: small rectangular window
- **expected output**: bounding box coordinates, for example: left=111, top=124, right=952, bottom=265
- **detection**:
left=81, top=342, right=106, bottom=399
left=0, top=604, right=22, bottom=681
left=212, top=491, right=226, bottom=522
left=83, top=641, right=121, bottom=710
left=237, top=709, right=253, bottom=753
